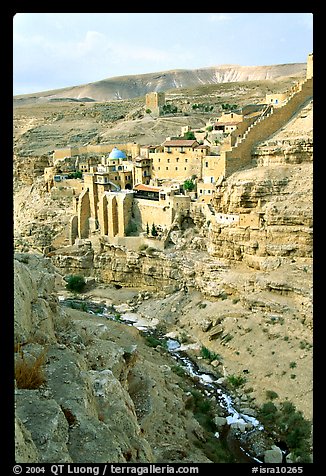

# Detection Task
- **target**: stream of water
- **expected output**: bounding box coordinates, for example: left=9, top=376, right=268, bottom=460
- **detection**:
left=60, top=296, right=265, bottom=463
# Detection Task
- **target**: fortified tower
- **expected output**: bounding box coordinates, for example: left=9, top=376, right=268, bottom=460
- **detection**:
left=306, top=53, right=313, bottom=80
left=145, top=92, right=165, bottom=117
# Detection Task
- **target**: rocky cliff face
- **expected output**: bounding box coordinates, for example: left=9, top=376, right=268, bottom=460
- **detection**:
left=14, top=253, right=218, bottom=463
left=209, top=163, right=312, bottom=261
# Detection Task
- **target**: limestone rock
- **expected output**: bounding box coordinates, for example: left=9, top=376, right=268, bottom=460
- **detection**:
left=15, top=391, right=72, bottom=463
left=214, top=416, right=227, bottom=428
left=15, top=416, right=40, bottom=463
left=264, top=445, right=283, bottom=463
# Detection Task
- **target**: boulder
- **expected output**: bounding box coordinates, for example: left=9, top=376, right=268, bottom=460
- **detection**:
left=264, top=445, right=283, bottom=463
left=214, top=416, right=227, bottom=429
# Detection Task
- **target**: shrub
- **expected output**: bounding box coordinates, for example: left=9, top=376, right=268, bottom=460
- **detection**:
left=126, top=221, right=138, bottom=236
left=266, top=390, right=279, bottom=400
left=226, top=374, right=246, bottom=388
left=183, top=131, right=196, bottom=140
left=171, top=365, right=186, bottom=377
left=258, top=400, right=312, bottom=462
left=15, top=349, right=47, bottom=389
left=144, top=335, right=161, bottom=348
left=200, top=345, right=222, bottom=363
left=151, top=223, right=158, bottom=236
left=65, top=275, right=86, bottom=293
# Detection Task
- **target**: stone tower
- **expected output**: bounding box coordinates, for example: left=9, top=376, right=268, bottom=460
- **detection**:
left=145, top=92, right=165, bottom=116
left=306, top=53, right=313, bottom=79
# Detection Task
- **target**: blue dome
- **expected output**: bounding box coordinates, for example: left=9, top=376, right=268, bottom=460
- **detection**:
left=109, top=147, right=127, bottom=159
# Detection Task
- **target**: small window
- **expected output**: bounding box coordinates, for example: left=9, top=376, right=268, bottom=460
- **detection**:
left=175, top=167, right=178, bottom=170
left=166, top=166, right=169, bottom=170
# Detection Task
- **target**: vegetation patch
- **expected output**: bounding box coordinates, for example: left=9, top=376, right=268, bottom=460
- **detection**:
left=200, top=345, right=222, bottom=363
left=65, top=274, right=86, bottom=293
left=258, top=400, right=312, bottom=462
left=186, top=389, right=235, bottom=462
left=15, top=348, right=47, bottom=389
left=226, top=374, right=246, bottom=389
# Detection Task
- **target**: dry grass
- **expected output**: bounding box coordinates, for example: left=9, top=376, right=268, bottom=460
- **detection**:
left=15, top=347, right=47, bottom=389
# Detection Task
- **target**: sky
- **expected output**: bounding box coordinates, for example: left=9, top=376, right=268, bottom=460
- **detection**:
left=13, top=12, right=313, bottom=96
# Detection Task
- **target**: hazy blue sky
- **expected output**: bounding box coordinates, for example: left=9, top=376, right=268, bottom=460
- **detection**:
left=13, top=12, right=313, bottom=95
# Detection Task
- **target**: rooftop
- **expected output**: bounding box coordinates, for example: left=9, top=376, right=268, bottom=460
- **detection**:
left=162, top=140, right=198, bottom=147
left=133, top=184, right=161, bottom=192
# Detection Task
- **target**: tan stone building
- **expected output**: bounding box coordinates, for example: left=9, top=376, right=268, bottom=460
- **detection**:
left=306, top=53, right=313, bottom=80
left=145, top=92, right=165, bottom=116
left=133, top=157, right=152, bottom=186
left=150, top=139, right=211, bottom=182
left=132, top=184, right=191, bottom=232
left=265, top=92, right=289, bottom=107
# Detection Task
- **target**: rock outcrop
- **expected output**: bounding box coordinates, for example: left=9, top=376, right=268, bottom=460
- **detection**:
left=14, top=253, right=215, bottom=463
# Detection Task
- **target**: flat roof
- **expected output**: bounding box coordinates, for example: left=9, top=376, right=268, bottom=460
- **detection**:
left=162, top=140, right=198, bottom=147
left=133, top=184, right=161, bottom=192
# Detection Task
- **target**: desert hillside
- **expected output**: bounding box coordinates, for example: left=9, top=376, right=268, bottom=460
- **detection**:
left=13, top=75, right=304, bottom=157
left=13, top=62, right=306, bottom=104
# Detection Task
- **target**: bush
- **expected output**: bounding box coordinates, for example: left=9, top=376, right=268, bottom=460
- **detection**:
left=15, top=349, right=47, bottom=389
left=226, top=374, right=246, bottom=388
left=266, top=390, right=279, bottom=400
left=150, top=223, right=158, bottom=236
left=125, top=221, right=138, bottom=236
left=258, top=400, right=312, bottom=462
left=171, top=365, right=186, bottom=377
left=65, top=275, right=86, bottom=293
left=200, top=345, right=222, bottom=363
left=183, top=131, right=196, bottom=140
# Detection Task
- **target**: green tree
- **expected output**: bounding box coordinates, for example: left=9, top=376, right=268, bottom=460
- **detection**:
left=183, top=179, right=195, bottom=192
left=183, top=130, right=196, bottom=140
left=151, top=223, right=158, bottom=236
left=65, top=275, right=86, bottom=293
left=146, top=223, right=150, bottom=234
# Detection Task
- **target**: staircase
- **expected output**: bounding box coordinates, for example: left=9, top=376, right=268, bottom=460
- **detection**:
left=222, top=78, right=313, bottom=177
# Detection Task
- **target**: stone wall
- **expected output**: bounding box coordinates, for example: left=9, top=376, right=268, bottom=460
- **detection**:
left=77, top=189, right=91, bottom=239
left=53, top=143, right=140, bottom=160
left=222, top=78, right=313, bottom=177
left=133, top=198, right=174, bottom=231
